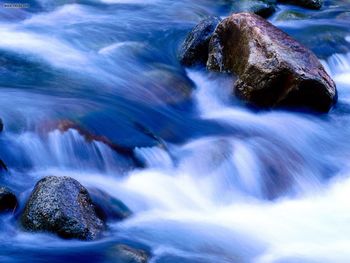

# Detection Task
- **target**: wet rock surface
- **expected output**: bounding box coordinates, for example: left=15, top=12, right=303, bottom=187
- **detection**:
left=21, top=176, right=104, bottom=240
left=277, top=0, right=323, bottom=9
left=0, top=118, right=4, bottom=132
left=0, top=186, right=17, bottom=213
left=89, top=188, right=132, bottom=222
left=207, top=13, right=337, bottom=112
left=107, top=244, right=149, bottom=263
left=230, top=0, right=276, bottom=18
left=179, top=16, right=221, bottom=67
left=0, top=159, right=8, bottom=172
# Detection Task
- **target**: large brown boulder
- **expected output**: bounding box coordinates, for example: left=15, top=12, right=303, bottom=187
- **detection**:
left=207, top=13, right=337, bottom=112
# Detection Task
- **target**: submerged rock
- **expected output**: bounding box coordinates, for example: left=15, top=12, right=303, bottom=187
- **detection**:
left=179, top=16, right=221, bottom=67
left=0, top=118, right=3, bottom=132
left=107, top=244, right=149, bottom=263
left=277, top=0, right=323, bottom=9
left=0, top=187, right=17, bottom=213
left=42, top=120, right=145, bottom=168
left=0, top=159, right=8, bottom=172
left=275, top=10, right=309, bottom=21
left=207, top=13, right=337, bottom=112
left=89, top=188, right=132, bottom=221
left=230, top=0, right=276, bottom=18
left=290, top=25, right=350, bottom=59
left=141, top=69, right=194, bottom=106
left=21, top=176, right=104, bottom=240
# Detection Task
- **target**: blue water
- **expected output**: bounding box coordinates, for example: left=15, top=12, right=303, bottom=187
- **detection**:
left=0, top=0, right=350, bottom=262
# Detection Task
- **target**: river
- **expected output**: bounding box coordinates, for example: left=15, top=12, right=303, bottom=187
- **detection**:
left=0, top=0, right=350, bottom=262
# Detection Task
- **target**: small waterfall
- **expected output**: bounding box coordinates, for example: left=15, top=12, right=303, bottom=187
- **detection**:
left=324, top=53, right=350, bottom=88
left=1, top=128, right=135, bottom=173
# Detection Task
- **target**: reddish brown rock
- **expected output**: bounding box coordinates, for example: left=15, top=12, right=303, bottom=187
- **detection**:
left=207, top=13, right=337, bottom=112
left=40, top=120, right=144, bottom=168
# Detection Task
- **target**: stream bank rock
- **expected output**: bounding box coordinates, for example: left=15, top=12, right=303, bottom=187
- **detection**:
left=0, top=187, right=17, bottom=213
left=207, top=13, right=337, bottom=112
left=277, top=0, right=323, bottom=9
left=21, top=176, right=104, bottom=240
left=179, top=16, right=221, bottom=67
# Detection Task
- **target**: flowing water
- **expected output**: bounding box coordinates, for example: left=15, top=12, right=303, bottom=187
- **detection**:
left=0, top=0, right=350, bottom=262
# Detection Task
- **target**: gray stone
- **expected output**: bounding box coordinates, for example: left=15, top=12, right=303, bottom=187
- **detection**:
left=21, top=176, right=104, bottom=240
left=107, top=244, right=149, bottom=263
left=179, top=16, right=221, bottom=67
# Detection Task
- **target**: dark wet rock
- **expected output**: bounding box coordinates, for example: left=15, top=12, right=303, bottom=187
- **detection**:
left=277, top=0, right=323, bottom=9
left=0, top=187, right=18, bottom=213
left=230, top=0, right=276, bottom=18
left=0, top=123, right=9, bottom=172
left=0, top=118, right=3, bottom=132
left=89, top=188, right=132, bottom=222
left=107, top=244, right=149, bottom=263
left=0, top=159, right=8, bottom=171
left=21, top=176, right=104, bottom=240
left=207, top=13, right=337, bottom=112
left=179, top=16, right=221, bottom=67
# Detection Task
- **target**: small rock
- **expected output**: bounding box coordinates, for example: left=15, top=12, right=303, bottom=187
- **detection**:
left=0, top=187, right=17, bottom=213
left=0, top=159, right=8, bottom=171
left=277, top=0, right=323, bottom=9
left=207, top=13, right=337, bottom=112
left=107, top=244, right=149, bottom=263
left=89, top=188, right=132, bottom=221
left=0, top=118, right=3, bottom=132
left=179, top=16, right=221, bottom=67
left=275, top=10, right=309, bottom=21
left=21, top=176, right=104, bottom=240
left=230, top=0, right=276, bottom=18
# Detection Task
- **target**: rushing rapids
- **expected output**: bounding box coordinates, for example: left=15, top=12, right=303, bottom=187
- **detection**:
left=0, top=0, right=350, bottom=262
